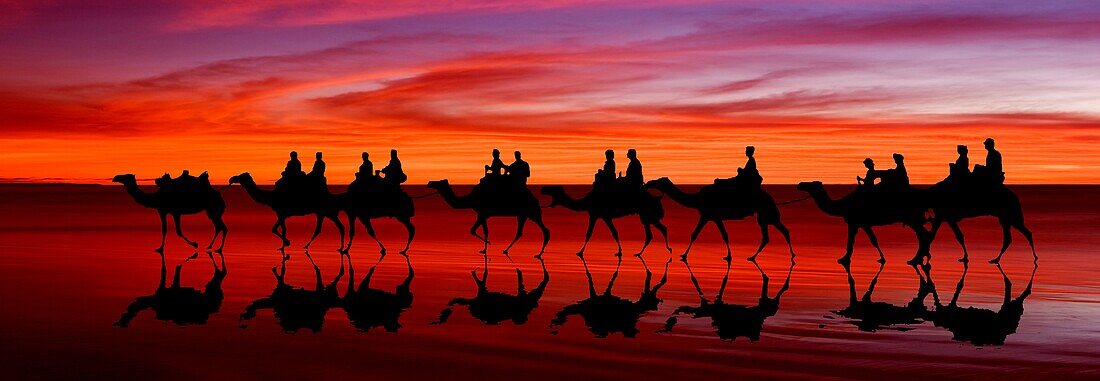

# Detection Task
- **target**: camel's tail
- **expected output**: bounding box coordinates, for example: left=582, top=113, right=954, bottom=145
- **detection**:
left=776, top=195, right=812, bottom=205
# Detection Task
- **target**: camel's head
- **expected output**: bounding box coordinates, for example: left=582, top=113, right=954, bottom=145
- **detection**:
left=425, top=179, right=449, bottom=190
left=643, top=177, right=672, bottom=190
left=112, top=174, right=136, bottom=184
left=796, top=181, right=824, bottom=192
left=228, top=172, right=252, bottom=184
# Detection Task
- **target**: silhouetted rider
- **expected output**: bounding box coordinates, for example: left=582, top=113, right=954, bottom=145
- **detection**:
left=856, top=158, right=880, bottom=189
left=879, top=153, right=909, bottom=191
left=485, top=149, right=506, bottom=176
left=625, top=149, right=643, bottom=189
left=358, top=152, right=373, bottom=178
left=309, top=152, right=326, bottom=177
left=381, top=149, right=407, bottom=184
left=949, top=145, right=970, bottom=181
left=739, top=145, right=762, bottom=189
left=973, top=138, right=1003, bottom=183
left=283, top=151, right=303, bottom=177
left=507, top=150, right=530, bottom=187
left=597, top=149, right=616, bottom=185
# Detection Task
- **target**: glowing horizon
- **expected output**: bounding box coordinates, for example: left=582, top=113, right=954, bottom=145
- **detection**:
left=1, top=0, right=1099, bottom=184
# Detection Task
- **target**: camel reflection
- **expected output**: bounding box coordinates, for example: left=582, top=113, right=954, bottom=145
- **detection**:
left=550, top=255, right=671, bottom=338
left=340, top=254, right=414, bottom=332
left=115, top=252, right=226, bottom=327
left=660, top=257, right=793, bottom=341
left=833, top=261, right=933, bottom=332
left=433, top=256, right=548, bottom=326
left=925, top=262, right=1035, bottom=346
left=239, top=252, right=343, bottom=333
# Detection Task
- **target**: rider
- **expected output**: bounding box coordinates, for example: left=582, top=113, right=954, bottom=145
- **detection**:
left=624, top=149, right=643, bottom=189
left=597, top=149, right=616, bottom=184
left=283, top=151, right=303, bottom=177
left=309, top=151, right=327, bottom=187
left=949, top=145, right=970, bottom=182
left=380, top=149, right=407, bottom=184
left=880, top=153, right=909, bottom=190
left=507, top=150, right=531, bottom=187
left=739, top=145, right=762, bottom=189
left=485, top=149, right=507, bottom=176
left=856, top=158, right=881, bottom=190
left=973, top=138, right=1003, bottom=183
left=358, top=152, right=374, bottom=178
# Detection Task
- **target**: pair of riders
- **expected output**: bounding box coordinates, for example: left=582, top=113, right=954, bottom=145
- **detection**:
left=481, top=149, right=530, bottom=191
left=356, top=149, right=407, bottom=186
left=278, top=151, right=328, bottom=192
left=946, top=138, right=1004, bottom=186
left=857, top=153, right=909, bottom=192
left=594, top=149, right=643, bottom=191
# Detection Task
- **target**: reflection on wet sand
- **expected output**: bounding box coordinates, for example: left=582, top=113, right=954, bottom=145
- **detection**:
left=550, top=254, right=671, bottom=338
left=660, top=257, right=794, bottom=341
left=115, top=251, right=226, bottom=327
left=434, top=256, right=548, bottom=326
left=832, top=261, right=933, bottom=332
left=239, top=251, right=343, bottom=333
left=340, top=254, right=414, bottom=332
left=925, top=261, right=1035, bottom=346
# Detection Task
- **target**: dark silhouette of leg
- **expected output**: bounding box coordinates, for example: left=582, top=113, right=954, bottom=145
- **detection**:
left=747, top=222, right=770, bottom=261
left=171, top=214, right=198, bottom=248
left=469, top=216, right=489, bottom=254
left=329, top=213, right=346, bottom=252
left=211, top=213, right=228, bottom=253
left=681, top=218, right=708, bottom=262
left=578, top=215, right=597, bottom=256
left=156, top=211, right=168, bottom=254
left=502, top=216, right=526, bottom=260
left=398, top=216, right=415, bottom=256
left=532, top=214, right=550, bottom=259
left=636, top=220, right=654, bottom=257
left=947, top=221, right=969, bottom=262
left=990, top=220, right=1012, bottom=264
left=304, top=214, right=325, bottom=249
left=603, top=217, right=623, bottom=257
left=775, top=221, right=794, bottom=258
left=714, top=220, right=732, bottom=261
left=362, top=217, right=386, bottom=256
left=1013, top=221, right=1037, bottom=262
left=653, top=220, right=672, bottom=254
left=861, top=226, right=886, bottom=264
left=839, top=224, right=858, bottom=265
left=345, top=215, right=357, bottom=253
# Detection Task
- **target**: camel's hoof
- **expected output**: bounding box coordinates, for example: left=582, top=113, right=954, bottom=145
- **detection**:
left=905, top=258, right=918, bottom=266
left=613, top=252, right=623, bottom=258
left=722, top=255, right=732, bottom=262
left=958, top=257, right=969, bottom=263
left=189, top=242, right=199, bottom=248
left=283, top=254, right=291, bottom=261
left=632, top=252, right=643, bottom=258
left=679, top=254, right=688, bottom=262
left=666, top=247, right=673, bottom=254
left=988, top=258, right=1001, bottom=264
left=479, top=249, right=488, bottom=255
left=379, top=248, right=386, bottom=255
left=576, top=252, right=585, bottom=259
left=399, top=250, right=408, bottom=256
left=837, top=257, right=851, bottom=265
left=214, top=249, right=223, bottom=254
left=154, top=247, right=164, bottom=255
left=502, top=249, right=510, bottom=255
left=534, top=254, right=543, bottom=260
left=876, top=257, right=887, bottom=264
left=746, top=255, right=758, bottom=262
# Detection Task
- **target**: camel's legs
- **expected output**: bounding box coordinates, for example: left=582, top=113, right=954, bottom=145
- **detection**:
left=156, top=212, right=168, bottom=254
left=304, top=214, right=325, bottom=249
left=947, top=221, right=969, bottom=262
left=172, top=214, right=198, bottom=248
left=839, top=224, right=858, bottom=265
left=330, top=213, right=346, bottom=252
left=775, top=222, right=794, bottom=258
left=578, top=252, right=598, bottom=297
left=636, top=220, right=653, bottom=257
left=272, top=217, right=290, bottom=249
left=714, top=220, right=733, bottom=261
left=653, top=220, right=672, bottom=254
left=680, top=218, right=708, bottom=262
left=1014, top=221, right=1037, bottom=261
left=502, top=216, right=527, bottom=259
left=747, top=222, right=771, bottom=261
left=397, top=216, right=415, bottom=256
left=531, top=214, right=550, bottom=259
left=206, top=211, right=228, bottom=253
left=469, top=216, right=489, bottom=254
left=989, top=220, right=1013, bottom=264
left=602, top=217, right=623, bottom=257
left=361, top=217, right=386, bottom=256
left=861, top=226, right=886, bottom=264
left=578, top=215, right=598, bottom=256
left=345, top=215, right=357, bottom=253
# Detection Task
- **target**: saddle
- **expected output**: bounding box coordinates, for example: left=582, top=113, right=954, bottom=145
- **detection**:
left=275, top=173, right=327, bottom=195
left=156, top=172, right=213, bottom=195
left=475, top=173, right=527, bottom=194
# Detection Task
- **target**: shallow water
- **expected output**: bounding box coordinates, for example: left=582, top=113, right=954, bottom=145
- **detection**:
left=0, top=184, right=1097, bottom=380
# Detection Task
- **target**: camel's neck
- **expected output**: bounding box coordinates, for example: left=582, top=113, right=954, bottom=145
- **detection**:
left=806, top=186, right=845, bottom=217
left=122, top=181, right=159, bottom=209
left=658, top=183, right=701, bottom=208
left=551, top=190, right=588, bottom=212
left=239, top=178, right=275, bottom=206
left=435, top=185, right=473, bottom=209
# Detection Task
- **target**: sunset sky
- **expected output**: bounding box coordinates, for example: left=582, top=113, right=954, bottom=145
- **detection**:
left=1, top=0, right=1098, bottom=184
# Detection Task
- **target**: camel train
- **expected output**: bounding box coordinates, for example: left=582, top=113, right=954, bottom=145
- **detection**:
left=115, top=139, right=1036, bottom=265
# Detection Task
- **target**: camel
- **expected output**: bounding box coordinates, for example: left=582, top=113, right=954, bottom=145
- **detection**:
left=426, top=179, right=550, bottom=258
left=926, top=182, right=1037, bottom=264
left=549, top=254, right=671, bottom=338
left=923, top=261, right=1035, bottom=346
left=114, top=251, right=226, bottom=327
left=643, top=177, right=794, bottom=262
left=433, top=256, right=548, bottom=326
left=340, top=253, right=414, bottom=332
left=832, top=259, right=934, bottom=332
left=341, top=177, right=416, bottom=257
left=239, top=251, right=344, bottom=333
left=660, top=256, right=793, bottom=342
left=229, top=172, right=345, bottom=252
left=113, top=174, right=228, bottom=254
left=540, top=185, right=672, bottom=257
left=796, top=181, right=930, bottom=264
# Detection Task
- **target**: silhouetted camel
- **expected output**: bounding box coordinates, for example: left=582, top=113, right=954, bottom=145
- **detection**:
left=924, top=261, right=1035, bottom=346
left=239, top=251, right=343, bottom=333
left=426, top=179, right=550, bottom=258
left=433, top=256, right=548, bottom=326
left=115, top=251, right=226, bottom=327
left=339, top=253, right=414, bottom=332
left=660, top=256, right=793, bottom=341
left=549, top=255, right=671, bottom=338
left=927, top=182, right=1036, bottom=264
left=342, top=177, right=416, bottom=257
left=540, top=185, right=672, bottom=257
left=113, top=174, right=228, bottom=254
left=229, top=172, right=345, bottom=252
left=832, top=260, right=933, bottom=332
left=644, top=177, right=794, bottom=262
left=796, top=181, right=930, bottom=264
